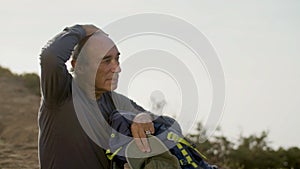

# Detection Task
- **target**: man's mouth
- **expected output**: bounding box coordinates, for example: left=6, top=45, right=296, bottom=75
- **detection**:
left=108, top=78, right=118, bottom=83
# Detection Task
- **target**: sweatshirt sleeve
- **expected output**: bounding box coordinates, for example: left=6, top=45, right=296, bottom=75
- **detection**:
left=39, top=25, right=86, bottom=106
left=110, top=92, right=146, bottom=114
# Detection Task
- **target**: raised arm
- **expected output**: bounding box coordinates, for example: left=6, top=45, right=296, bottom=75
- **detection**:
left=39, top=24, right=98, bottom=106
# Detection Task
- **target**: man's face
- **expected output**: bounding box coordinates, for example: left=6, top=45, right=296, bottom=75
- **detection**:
left=94, top=45, right=121, bottom=93
left=74, top=33, right=121, bottom=95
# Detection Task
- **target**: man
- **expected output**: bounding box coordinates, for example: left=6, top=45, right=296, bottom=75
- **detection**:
left=39, top=24, right=155, bottom=169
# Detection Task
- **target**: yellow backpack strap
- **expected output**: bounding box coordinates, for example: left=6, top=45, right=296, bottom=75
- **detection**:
left=106, top=147, right=123, bottom=160
left=167, top=132, right=207, bottom=160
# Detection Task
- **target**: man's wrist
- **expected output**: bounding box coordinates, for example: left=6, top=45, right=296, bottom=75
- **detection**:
left=63, top=25, right=87, bottom=40
left=133, top=112, right=153, bottom=123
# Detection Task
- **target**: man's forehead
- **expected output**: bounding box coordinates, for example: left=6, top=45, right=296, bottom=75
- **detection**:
left=85, top=33, right=117, bottom=57
left=89, top=33, right=114, bottom=46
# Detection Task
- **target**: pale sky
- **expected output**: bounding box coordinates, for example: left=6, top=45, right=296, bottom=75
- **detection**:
left=1, top=0, right=299, bottom=149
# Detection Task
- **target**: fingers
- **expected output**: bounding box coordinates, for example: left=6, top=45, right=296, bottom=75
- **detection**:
left=131, top=124, right=148, bottom=152
left=132, top=112, right=155, bottom=134
left=141, top=138, right=150, bottom=153
left=131, top=113, right=155, bottom=152
left=138, top=128, right=150, bottom=152
left=131, top=122, right=153, bottom=153
left=149, top=122, right=155, bottom=134
left=81, top=24, right=100, bottom=36
left=133, top=137, right=150, bottom=153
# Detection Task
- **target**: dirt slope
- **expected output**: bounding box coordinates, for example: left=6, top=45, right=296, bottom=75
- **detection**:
left=0, top=67, right=40, bottom=169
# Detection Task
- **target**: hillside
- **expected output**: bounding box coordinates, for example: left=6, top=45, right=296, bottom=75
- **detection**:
left=1, top=66, right=300, bottom=169
left=0, top=66, right=40, bottom=169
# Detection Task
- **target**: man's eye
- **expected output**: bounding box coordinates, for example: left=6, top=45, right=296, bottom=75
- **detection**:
left=102, top=59, right=111, bottom=64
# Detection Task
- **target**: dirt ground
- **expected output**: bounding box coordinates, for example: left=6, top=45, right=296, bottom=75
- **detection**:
left=0, top=75, right=40, bottom=169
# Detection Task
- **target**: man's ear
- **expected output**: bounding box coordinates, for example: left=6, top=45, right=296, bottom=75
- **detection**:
left=71, top=59, right=85, bottom=74
left=71, top=59, right=76, bottom=68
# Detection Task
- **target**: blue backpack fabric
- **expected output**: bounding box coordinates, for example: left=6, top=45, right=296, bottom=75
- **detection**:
left=106, top=111, right=218, bottom=169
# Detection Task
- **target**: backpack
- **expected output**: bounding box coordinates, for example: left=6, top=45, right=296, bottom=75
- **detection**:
left=106, top=110, right=218, bottom=169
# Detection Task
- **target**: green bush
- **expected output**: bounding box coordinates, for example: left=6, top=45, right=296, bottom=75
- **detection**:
left=0, top=66, right=13, bottom=77
left=0, top=65, right=40, bottom=96
left=187, top=122, right=300, bottom=169
left=19, top=73, right=40, bottom=96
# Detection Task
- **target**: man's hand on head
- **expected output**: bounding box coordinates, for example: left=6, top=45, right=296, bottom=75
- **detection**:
left=80, top=24, right=100, bottom=36
left=130, top=113, right=155, bottom=153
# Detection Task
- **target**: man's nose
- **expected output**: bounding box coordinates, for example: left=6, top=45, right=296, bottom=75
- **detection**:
left=114, top=65, right=121, bottom=73
left=112, top=61, right=121, bottom=73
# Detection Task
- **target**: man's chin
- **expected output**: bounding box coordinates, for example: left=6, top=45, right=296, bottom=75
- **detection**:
left=110, top=84, right=118, bottom=91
